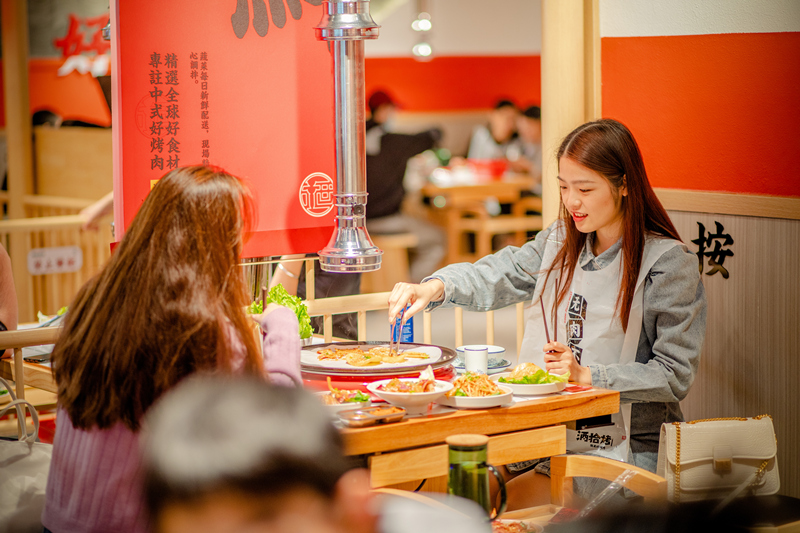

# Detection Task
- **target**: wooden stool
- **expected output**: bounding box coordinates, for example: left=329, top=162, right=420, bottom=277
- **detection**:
left=361, top=233, right=419, bottom=293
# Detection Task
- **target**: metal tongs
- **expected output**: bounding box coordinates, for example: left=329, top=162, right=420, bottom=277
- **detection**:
left=389, top=306, right=407, bottom=356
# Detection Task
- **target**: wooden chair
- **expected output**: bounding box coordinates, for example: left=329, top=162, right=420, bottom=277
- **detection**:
left=449, top=198, right=543, bottom=263
left=549, top=454, right=667, bottom=506
left=360, top=233, right=419, bottom=293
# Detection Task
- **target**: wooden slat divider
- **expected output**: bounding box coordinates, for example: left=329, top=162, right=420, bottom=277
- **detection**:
left=486, top=310, right=495, bottom=345
left=304, top=292, right=391, bottom=317
left=516, top=302, right=525, bottom=362
left=423, top=310, right=432, bottom=344
left=454, top=307, right=464, bottom=347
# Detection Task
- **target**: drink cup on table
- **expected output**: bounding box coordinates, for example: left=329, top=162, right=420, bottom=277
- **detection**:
left=464, top=346, right=489, bottom=374
left=446, top=434, right=507, bottom=519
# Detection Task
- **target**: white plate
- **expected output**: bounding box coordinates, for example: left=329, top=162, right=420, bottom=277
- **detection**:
left=490, top=373, right=567, bottom=395
left=302, top=343, right=442, bottom=371
left=436, top=385, right=513, bottom=409
left=367, top=379, right=453, bottom=415
left=314, top=391, right=371, bottom=415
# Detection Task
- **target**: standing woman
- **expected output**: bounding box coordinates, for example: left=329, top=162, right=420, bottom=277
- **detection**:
left=42, top=166, right=301, bottom=533
left=389, top=119, right=706, bottom=504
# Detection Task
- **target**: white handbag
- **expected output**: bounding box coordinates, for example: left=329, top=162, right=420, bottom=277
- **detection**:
left=0, top=377, right=53, bottom=533
left=656, top=415, right=779, bottom=504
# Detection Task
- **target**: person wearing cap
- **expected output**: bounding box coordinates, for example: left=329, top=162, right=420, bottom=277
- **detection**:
left=466, top=100, right=519, bottom=160
left=365, top=90, right=446, bottom=283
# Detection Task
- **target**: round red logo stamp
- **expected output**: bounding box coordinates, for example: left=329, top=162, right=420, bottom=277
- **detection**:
left=299, top=172, right=334, bottom=217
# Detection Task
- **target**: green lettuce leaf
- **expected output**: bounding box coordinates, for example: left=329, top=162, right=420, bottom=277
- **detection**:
left=344, top=391, right=371, bottom=403
left=265, top=284, right=313, bottom=339
left=499, top=370, right=570, bottom=385
left=247, top=300, right=264, bottom=315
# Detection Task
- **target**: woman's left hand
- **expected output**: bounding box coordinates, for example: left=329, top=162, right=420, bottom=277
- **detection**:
left=543, top=342, right=592, bottom=385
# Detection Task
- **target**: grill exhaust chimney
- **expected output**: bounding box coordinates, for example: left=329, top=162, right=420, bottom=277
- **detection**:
left=315, top=0, right=383, bottom=272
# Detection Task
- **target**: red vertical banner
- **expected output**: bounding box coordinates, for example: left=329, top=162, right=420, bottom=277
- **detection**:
left=111, top=0, right=335, bottom=258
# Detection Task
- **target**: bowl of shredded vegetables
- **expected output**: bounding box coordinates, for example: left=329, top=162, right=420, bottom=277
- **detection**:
left=437, top=372, right=512, bottom=409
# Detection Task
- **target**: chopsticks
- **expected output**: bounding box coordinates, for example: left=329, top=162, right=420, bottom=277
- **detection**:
left=540, top=277, right=559, bottom=366
left=539, top=294, right=551, bottom=344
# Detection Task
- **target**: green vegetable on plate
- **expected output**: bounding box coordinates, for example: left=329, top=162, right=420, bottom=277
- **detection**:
left=498, top=369, right=570, bottom=385
left=248, top=284, right=313, bottom=339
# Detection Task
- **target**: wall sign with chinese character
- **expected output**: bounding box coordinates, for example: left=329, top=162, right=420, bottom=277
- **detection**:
left=28, top=247, right=84, bottom=276
left=112, top=0, right=335, bottom=257
left=692, top=221, right=735, bottom=279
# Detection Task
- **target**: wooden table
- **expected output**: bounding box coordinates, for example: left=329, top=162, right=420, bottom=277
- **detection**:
left=422, top=173, right=542, bottom=264
left=343, top=388, right=619, bottom=489
left=1, top=327, right=619, bottom=493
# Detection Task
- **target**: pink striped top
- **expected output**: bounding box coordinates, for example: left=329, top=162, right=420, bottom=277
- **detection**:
left=41, top=307, right=302, bottom=533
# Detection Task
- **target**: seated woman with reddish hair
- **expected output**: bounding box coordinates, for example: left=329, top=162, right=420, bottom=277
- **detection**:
left=42, top=166, right=301, bottom=533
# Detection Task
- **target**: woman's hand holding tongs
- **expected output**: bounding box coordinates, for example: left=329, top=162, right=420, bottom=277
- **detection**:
left=387, top=279, right=445, bottom=324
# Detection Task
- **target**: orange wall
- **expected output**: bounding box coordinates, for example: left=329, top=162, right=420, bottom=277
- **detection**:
left=602, top=32, right=800, bottom=198
left=365, top=55, right=541, bottom=111
left=0, top=59, right=111, bottom=128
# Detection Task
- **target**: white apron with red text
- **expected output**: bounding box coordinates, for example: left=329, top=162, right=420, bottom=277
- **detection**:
left=519, top=228, right=680, bottom=462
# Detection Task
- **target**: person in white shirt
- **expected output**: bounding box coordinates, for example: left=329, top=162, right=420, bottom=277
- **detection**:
left=467, top=100, right=519, bottom=160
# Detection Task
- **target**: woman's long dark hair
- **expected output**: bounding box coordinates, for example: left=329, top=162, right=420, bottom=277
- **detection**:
left=544, top=119, right=681, bottom=331
left=53, top=166, right=262, bottom=431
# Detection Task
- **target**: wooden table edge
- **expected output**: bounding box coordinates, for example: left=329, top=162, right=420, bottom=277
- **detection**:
left=342, top=388, right=619, bottom=456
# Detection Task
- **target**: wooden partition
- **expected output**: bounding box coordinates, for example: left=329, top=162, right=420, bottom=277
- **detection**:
left=33, top=126, right=113, bottom=200
left=0, top=195, right=113, bottom=322
left=660, top=190, right=800, bottom=499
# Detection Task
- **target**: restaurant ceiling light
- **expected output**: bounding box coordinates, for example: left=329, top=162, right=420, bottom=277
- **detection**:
left=412, top=41, right=432, bottom=59
left=411, top=12, right=432, bottom=31
left=314, top=0, right=384, bottom=273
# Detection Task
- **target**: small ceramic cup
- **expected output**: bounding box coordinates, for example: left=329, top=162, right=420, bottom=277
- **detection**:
left=456, top=345, right=507, bottom=370
left=463, top=346, right=489, bottom=374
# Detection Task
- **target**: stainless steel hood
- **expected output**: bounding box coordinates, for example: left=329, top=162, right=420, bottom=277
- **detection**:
left=315, top=0, right=383, bottom=272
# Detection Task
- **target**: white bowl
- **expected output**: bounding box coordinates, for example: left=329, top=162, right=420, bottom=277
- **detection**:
left=315, top=391, right=371, bottom=416
left=366, top=379, right=453, bottom=415
left=490, top=373, right=567, bottom=396
left=437, top=385, right=513, bottom=409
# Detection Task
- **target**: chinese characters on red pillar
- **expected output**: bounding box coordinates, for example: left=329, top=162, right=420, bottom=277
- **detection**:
left=200, top=52, right=210, bottom=164
left=149, top=52, right=181, bottom=172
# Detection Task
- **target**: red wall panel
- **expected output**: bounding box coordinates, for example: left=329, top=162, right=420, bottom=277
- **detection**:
left=365, top=55, right=541, bottom=111
left=602, top=32, right=800, bottom=198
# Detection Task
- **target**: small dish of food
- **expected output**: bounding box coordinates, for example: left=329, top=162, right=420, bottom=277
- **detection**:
left=491, top=363, right=569, bottom=395
left=491, top=519, right=543, bottom=533
left=366, top=366, right=453, bottom=414
left=437, top=372, right=513, bottom=409
left=337, top=405, right=407, bottom=428
left=316, top=377, right=371, bottom=414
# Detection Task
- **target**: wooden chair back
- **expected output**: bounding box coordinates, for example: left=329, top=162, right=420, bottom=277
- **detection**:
left=549, top=454, right=667, bottom=506
left=299, top=256, right=527, bottom=355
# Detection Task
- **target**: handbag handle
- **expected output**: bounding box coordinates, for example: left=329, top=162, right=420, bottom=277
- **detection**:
left=0, top=376, right=41, bottom=443
left=0, top=399, right=40, bottom=443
